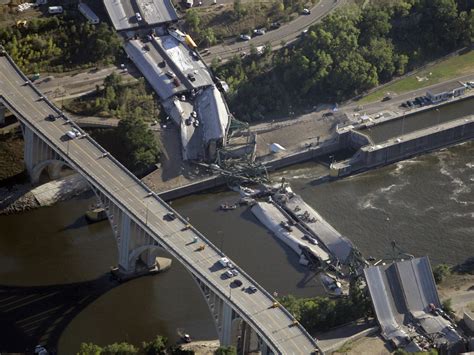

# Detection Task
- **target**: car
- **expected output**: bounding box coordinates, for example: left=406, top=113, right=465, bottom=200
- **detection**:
left=322, top=112, right=333, bottom=118
left=143, top=44, right=150, bottom=51
left=165, top=212, right=176, bottom=221
left=165, top=71, right=175, bottom=79
left=270, top=22, right=281, bottom=29
left=187, top=73, right=196, bottom=82
left=280, top=221, right=293, bottom=232
left=135, top=12, right=142, bottom=21
left=185, top=117, right=193, bottom=126
left=302, top=8, right=311, bottom=15
left=46, top=113, right=56, bottom=121
left=191, top=111, right=197, bottom=119
left=381, top=95, right=392, bottom=102
left=193, top=119, right=200, bottom=128
left=253, top=28, right=266, bottom=36
left=180, top=94, right=186, bottom=101
left=239, top=34, right=251, bottom=41
left=466, top=81, right=474, bottom=88
left=400, top=102, right=408, bottom=108
left=224, top=270, right=234, bottom=278
left=232, top=279, right=243, bottom=287
left=406, top=100, right=414, bottom=107
left=301, top=29, right=309, bottom=37
left=72, top=127, right=82, bottom=138
left=190, top=51, right=199, bottom=59
left=66, top=130, right=77, bottom=139
left=227, top=262, right=234, bottom=269
left=231, top=269, right=239, bottom=276
left=247, top=285, right=257, bottom=293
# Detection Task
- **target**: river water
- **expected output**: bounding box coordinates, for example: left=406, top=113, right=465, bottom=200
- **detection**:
left=0, top=141, right=472, bottom=353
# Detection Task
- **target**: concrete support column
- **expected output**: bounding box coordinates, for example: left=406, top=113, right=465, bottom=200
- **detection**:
left=219, top=302, right=233, bottom=346
left=118, top=212, right=131, bottom=273
left=0, top=105, right=5, bottom=125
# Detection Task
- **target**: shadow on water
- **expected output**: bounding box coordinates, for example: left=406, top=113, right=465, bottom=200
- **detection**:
left=0, top=273, right=120, bottom=353
left=58, top=215, right=88, bottom=232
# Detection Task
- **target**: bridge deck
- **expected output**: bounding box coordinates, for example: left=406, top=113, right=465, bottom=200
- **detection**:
left=0, top=54, right=319, bottom=354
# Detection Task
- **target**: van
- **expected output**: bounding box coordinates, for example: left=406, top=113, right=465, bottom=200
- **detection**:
left=219, top=257, right=229, bottom=268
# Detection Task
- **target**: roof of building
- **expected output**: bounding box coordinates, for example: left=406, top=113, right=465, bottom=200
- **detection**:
left=103, top=0, right=178, bottom=31
left=427, top=81, right=466, bottom=95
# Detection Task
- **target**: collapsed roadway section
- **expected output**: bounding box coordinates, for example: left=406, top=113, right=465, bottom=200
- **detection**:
left=104, top=0, right=231, bottom=162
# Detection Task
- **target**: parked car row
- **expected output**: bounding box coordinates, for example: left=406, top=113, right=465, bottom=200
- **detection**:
left=401, top=95, right=431, bottom=108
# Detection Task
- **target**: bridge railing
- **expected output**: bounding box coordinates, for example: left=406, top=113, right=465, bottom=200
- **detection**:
left=1, top=49, right=319, bottom=353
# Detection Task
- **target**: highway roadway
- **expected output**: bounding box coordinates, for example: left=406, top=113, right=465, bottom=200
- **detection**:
left=0, top=53, right=320, bottom=354
left=204, top=0, right=344, bottom=63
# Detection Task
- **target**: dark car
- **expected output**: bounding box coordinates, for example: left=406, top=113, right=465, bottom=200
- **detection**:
left=232, top=279, right=243, bottom=287
left=407, top=100, right=414, bottom=107
left=381, top=95, right=392, bottom=102
left=247, top=285, right=257, bottom=293
left=46, top=114, right=56, bottom=121
left=270, top=22, right=281, bottom=29
left=164, top=212, right=176, bottom=221
left=187, top=73, right=196, bottom=82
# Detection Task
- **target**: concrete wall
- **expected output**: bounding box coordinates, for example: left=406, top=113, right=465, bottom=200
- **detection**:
left=361, top=121, right=473, bottom=170
left=464, top=311, right=474, bottom=332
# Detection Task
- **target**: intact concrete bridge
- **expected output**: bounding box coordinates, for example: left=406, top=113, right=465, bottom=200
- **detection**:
left=0, top=48, right=321, bottom=354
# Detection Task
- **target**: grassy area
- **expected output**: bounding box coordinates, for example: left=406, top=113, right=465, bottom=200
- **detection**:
left=358, top=50, right=474, bottom=104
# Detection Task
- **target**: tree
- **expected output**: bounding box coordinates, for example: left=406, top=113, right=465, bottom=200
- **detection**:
left=142, top=335, right=168, bottom=355
left=77, top=343, right=102, bottom=355
left=102, top=342, right=138, bottom=354
left=215, top=346, right=237, bottom=355
left=433, top=264, right=451, bottom=284
left=116, top=111, right=160, bottom=172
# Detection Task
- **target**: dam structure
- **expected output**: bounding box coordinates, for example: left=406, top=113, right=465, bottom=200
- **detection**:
left=331, top=94, right=474, bottom=177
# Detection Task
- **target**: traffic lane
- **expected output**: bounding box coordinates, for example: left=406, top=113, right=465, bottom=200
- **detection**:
left=206, top=0, right=338, bottom=58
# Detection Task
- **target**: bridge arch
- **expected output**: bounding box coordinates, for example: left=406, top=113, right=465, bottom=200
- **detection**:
left=31, top=159, right=72, bottom=184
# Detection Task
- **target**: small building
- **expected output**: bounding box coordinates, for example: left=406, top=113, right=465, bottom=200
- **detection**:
left=48, top=6, right=63, bottom=14
left=427, top=83, right=466, bottom=104
left=78, top=2, right=100, bottom=24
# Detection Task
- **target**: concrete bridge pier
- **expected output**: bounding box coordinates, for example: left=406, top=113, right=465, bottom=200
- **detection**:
left=92, top=189, right=162, bottom=276
left=21, top=123, right=66, bottom=184
left=0, top=105, right=5, bottom=125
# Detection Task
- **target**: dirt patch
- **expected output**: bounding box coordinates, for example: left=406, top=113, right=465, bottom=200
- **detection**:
left=333, top=334, right=391, bottom=355
left=179, top=340, right=220, bottom=355
left=0, top=132, right=25, bottom=182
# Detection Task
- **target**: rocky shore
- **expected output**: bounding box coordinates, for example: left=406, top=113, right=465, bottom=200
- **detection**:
left=0, top=184, right=39, bottom=215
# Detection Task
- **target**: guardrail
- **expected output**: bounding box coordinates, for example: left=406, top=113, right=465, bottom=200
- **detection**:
left=0, top=51, right=320, bottom=353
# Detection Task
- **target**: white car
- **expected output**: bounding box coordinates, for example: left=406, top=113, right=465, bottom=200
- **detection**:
left=302, top=8, right=311, bottom=15
left=66, top=130, right=77, bottom=139
left=239, top=34, right=251, bottom=41
left=253, top=28, right=266, bottom=36
left=225, top=270, right=234, bottom=278
left=135, top=12, right=142, bottom=21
